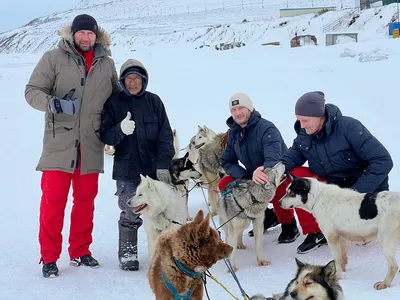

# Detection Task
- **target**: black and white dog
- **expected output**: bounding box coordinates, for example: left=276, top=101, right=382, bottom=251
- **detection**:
left=279, top=177, right=400, bottom=290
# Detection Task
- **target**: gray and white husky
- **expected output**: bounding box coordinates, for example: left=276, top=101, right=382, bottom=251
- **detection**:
left=217, top=162, right=286, bottom=271
left=250, top=258, right=344, bottom=300
left=198, top=129, right=229, bottom=216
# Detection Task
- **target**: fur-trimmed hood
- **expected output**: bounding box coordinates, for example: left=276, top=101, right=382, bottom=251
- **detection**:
left=58, top=25, right=111, bottom=54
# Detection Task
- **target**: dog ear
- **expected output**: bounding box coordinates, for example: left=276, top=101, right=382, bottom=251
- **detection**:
left=139, top=174, right=146, bottom=182
left=323, top=260, right=337, bottom=281
left=295, top=257, right=305, bottom=269
left=192, top=210, right=204, bottom=224
left=294, top=179, right=310, bottom=193
left=198, top=213, right=211, bottom=236
left=203, top=125, right=209, bottom=133
left=145, top=176, right=156, bottom=190
left=198, top=125, right=203, bottom=132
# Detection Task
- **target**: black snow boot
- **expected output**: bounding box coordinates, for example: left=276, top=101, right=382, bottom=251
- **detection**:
left=42, top=262, right=59, bottom=278
left=278, top=218, right=300, bottom=243
left=70, top=254, right=100, bottom=268
left=118, top=220, right=139, bottom=271
left=248, top=207, right=280, bottom=237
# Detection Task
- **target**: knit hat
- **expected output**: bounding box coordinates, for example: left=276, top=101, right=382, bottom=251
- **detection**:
left=295, top=91, right=326, bottom=117
left=229, top=93, right=254, bottom=112
left=119, top=66, right=148, bottom=97
left=71, top=14, right=98, bottom=36
left=121, top=66, right=147, bottom=79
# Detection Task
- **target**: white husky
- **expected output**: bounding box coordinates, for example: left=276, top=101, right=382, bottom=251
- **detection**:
left=126, top=175, right=187, bottom=258
left=279, top=177, right=400, bottom=290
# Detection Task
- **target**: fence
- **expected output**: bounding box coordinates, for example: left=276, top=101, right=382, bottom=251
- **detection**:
left=115, top=0, right=355, bottom=18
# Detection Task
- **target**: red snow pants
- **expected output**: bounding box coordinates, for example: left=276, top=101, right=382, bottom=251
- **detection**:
left=218, top=175, right=294, bottom=224
left=39, top=169, right=99, bottom=263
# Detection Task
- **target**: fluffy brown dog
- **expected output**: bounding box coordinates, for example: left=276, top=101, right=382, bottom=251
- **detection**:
left=148, top=210, right=233, bottom=300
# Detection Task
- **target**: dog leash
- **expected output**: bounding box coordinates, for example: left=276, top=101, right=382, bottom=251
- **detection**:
left=202, top=270, right=247, bottom=300
left=199, top=184, right=250, bottom=300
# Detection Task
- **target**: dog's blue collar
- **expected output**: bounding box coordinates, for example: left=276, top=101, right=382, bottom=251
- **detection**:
left=162, top=271, right=193, bottom=300
left=161, top=259, right=201, bottom=300
left=221, top=181, right=255, bottom=220
left=174, top=258, right=202, bottom=279
left=221, top=181, right=237, bottom=197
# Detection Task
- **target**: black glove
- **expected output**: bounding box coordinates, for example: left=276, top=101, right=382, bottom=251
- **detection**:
left=50, top=89, right=79, bottom=115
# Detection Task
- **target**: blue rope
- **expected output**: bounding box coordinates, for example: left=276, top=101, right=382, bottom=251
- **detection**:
left=225, top=258, right=249, bottom=299
left=162, top=271, right=194, bottom=300
left=174, top=258, right=202, bottom=279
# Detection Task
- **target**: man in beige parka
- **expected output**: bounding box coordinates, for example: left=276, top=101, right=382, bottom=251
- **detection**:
left=25, top=14, right=119, bottom=278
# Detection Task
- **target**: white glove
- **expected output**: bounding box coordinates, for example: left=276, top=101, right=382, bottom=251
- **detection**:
left=120, top=112, right=135, bottom=135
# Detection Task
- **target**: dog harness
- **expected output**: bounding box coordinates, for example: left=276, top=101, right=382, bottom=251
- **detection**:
left=221, top=181, right=256, bottom=221
left=161, top=258, right=202, bottom=300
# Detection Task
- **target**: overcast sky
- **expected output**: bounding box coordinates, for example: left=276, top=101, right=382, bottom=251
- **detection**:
left=0, top=1, right=80, bottom=33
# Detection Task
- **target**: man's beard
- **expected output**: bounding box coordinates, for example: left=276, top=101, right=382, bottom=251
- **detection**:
left=75, top=42, right=94, bottom=53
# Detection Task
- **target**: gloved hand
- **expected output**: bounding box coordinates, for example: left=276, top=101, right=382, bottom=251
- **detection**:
left=156, top=169, right=171, bottom=184
left=120, top=112, right=135, bottom=135
left=49, top=89, right=79, bottom=115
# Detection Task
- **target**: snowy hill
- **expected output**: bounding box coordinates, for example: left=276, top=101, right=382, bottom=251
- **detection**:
left=1, top=0, right=398, bottom=54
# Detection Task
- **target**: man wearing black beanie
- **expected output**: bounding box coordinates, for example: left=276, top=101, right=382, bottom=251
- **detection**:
left=25, top=14, right=119, bottom=278
left=257, top=91, right=393, bottom=254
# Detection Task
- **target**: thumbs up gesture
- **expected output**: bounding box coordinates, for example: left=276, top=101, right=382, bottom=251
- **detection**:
left=120, top=112, right=135, bottom=135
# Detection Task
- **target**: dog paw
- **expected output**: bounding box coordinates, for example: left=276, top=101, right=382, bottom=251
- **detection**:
left=227, top=265, right=238, bottom=273
left=258, top=259, right=271, bottom=267
left=374, top=281, right=389, bottom=290
left=237, top=243, right=246, bottom=249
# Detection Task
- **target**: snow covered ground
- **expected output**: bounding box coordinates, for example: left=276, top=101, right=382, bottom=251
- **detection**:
left=1, top=1, right=400, bottom=299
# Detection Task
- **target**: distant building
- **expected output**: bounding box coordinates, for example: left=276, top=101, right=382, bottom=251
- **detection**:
left=358, top=0, right=384, bottom=9
left=279, top=6, right=336, bottom=18
left=382, top=0, right=399, bottom=5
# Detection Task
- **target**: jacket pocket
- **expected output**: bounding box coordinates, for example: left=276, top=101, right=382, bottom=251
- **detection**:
left=89, top=117, right=104, bottom=152
left=43, top=118, right=75, bottom=152
left=144, top=114, right=159, bottom=141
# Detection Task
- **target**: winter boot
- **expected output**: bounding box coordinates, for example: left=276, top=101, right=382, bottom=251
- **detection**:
left=278, top=218, right=300, bottom=243
left=297, top=232, right=327, bottom=254
left=118, top=220, right=139, bottom=271
left=70, top=254, right=100, bottom=268
left=248, top=208, right=280, bottom=237
left=42, top=262, right=59, bottom=278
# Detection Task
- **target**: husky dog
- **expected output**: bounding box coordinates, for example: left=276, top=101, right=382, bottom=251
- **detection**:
left=170, top=152, right=202, bottom=185
left=148, top=210, right=233, bottom=300
left=186, top=125, right=217, bottom=172
left=126, top=175, right=187, bottom=258
left=279, top=177, right=400, bottom=290
left=169, top=152, right=202, bottom=221
left=218, top=162, right=286, bottom=271
left=198, top=130, right=229, bottom=216
left=250, top=258, right=344, bottom=300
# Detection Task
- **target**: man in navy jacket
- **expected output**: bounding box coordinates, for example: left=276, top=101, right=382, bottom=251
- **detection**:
left=255, top=91, right=393, bottom=253
left=220, top=93, right=300, bottom=243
